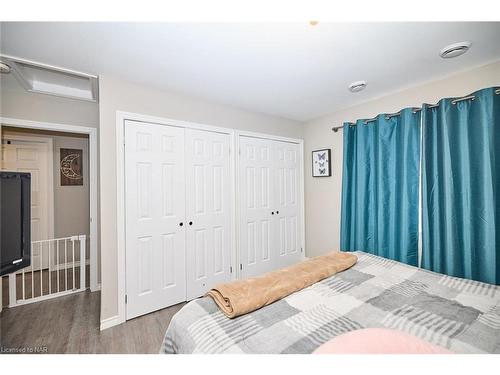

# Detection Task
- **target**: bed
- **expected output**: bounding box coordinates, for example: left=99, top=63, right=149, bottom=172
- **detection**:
left=160, top=252, right=500, bottom=354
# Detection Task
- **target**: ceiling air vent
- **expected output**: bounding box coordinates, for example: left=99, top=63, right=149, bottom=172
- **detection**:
left=0, top=61, right=12, bottom=74
left=439, top=41, right=471, bottom=59
left=348, top=80, right=367, bottom=93
left=0, top=55, right=98, bottom=102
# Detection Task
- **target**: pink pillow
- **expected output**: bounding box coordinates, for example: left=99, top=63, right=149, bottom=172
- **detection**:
left=313, top=328, right=451, bottom=354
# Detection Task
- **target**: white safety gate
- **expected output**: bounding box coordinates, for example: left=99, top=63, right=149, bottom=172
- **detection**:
left=8, top=235, right=88, bottom=307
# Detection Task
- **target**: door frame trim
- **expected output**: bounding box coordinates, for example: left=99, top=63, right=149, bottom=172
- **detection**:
left=1, top=133, right=55, bottom=245
left=115, top=112, right=305, bottom=329
left=0, top=116, right=99, bottom=293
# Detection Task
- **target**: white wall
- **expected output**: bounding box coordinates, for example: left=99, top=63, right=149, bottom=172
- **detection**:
left=98, top=75, right=303, bottom=322
left=0, top=75, right=99, bottom=127
left=303, top=60, right=500, bottom=258
left=53, top=135, right=90, bottom=239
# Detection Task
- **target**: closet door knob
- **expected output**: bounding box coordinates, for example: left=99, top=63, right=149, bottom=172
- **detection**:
left=189, top=221, right=193, bottom=226
left=179, top=222, right=183, bottom=227
left=276, top=211, right=279, bottom=214
left=271, top=212, right=275, bottom=215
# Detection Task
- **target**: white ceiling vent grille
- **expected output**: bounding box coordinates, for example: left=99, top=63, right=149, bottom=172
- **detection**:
left=0, top=55, right=98, bottom=102
left=439, top=42, right=472, bottom=59
left=0, top=61, right=12, bottom=74
left=348, top=80, right=367, bottom=93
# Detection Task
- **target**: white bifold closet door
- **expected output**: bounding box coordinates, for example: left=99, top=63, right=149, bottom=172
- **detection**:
left=273, top=140, right=302, bottom=268
left=185, top=129, right=232, bottom=300
left=239, top=136, right=302, bottom=279
left=125, top=120, right=232, bottom=319
left=125, top=120, right=187, bottom=319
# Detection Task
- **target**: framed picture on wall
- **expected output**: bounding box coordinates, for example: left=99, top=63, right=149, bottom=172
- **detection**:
left=312, top=149, right=331, bottom=177
left=60, top=148, right=83, bottom=186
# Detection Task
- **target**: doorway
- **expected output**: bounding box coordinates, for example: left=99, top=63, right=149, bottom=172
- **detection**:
left=0, top=117, right=98, bottom=308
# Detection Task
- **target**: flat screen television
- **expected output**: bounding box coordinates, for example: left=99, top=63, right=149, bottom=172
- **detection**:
left=1, top=171, right=31, bottom=276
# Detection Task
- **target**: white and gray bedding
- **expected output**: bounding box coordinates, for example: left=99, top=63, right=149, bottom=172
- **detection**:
left=161, top=252, right=500, bottom=354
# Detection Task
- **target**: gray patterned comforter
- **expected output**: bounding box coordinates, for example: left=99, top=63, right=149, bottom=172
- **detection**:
left=161, top=252, right=500, bottom=354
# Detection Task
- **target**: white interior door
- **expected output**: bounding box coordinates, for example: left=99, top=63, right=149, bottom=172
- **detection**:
left=1, top=137, right=52, bottom=270
left=125, top=120, right=186, bottom=319
left=239, top=136, right=303, bottom=278
left=185, top=129, right=232, bottom=300
left=239, top=136, right=275, bottom=278
left=273, top=141, right=303, bottom=268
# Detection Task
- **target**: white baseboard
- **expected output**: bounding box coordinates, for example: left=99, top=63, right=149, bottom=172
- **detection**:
left=100, top=315, right=123, bottom=331
left=91, top=283, right=101, bottom=292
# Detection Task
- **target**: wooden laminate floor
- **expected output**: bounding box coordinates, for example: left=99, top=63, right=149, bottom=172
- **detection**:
left=0, top=291, right=185, bottom=353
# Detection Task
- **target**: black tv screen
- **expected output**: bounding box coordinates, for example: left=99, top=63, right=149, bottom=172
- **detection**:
left=1, top=171, right=31, bottom=276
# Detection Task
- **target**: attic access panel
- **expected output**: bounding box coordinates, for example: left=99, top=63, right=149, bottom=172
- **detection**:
left=2, top=55, right=98, bottom=102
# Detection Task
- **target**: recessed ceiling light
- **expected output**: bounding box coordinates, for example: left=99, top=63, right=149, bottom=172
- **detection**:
left=348, top=81, right=367, bottom=93
left=0, top=61, right=11, bottom=74
left=440, top=41, right=471, bottom=59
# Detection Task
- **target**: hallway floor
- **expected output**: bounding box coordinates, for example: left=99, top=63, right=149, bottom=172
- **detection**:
left=0, top=291, right=185, bottom=353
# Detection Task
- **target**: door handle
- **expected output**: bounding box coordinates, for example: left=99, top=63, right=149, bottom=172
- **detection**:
left=189, top=221, right=193, bottom=226
left=271, top=212, right=275, bottom=215
left=276, top=211, right=279, bottom=214
left=179, top=222, right=184, bottom=227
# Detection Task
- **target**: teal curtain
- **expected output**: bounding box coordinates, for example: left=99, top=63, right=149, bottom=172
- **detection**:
left=422, top=87, right=500, bottom=285
left=340, top=108, right=421, bottom=266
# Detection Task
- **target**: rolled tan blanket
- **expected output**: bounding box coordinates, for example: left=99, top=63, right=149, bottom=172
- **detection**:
left=206, top=251, right=357, bottom=318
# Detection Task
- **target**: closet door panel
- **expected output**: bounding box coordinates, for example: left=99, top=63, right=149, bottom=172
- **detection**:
left=273, top=141, right=302, bottom=268
left=125, top=121, right=186, bottom=319
left=239, top=136, right=275, bottom=278
left=185, top=129, right=232, bottom=300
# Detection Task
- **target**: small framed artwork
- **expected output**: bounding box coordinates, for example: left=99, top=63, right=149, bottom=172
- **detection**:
left=60, top=148, right=83, bottom=186
left=312, top=149, right=331, bottom=177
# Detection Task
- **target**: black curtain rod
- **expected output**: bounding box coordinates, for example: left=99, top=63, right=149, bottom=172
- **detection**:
left=332, top=89, right=500, bottom=133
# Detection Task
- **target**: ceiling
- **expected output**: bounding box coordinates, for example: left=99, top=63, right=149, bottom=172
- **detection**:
left=1, top=22, right=500, bottom=121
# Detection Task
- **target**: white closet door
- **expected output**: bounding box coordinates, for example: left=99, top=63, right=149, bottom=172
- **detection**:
left=273, top=141, right=303, bottom=268
left=239, top=136, right=274, bottom=278
left=125, top=120, right=186, bottom=319
left=185, top=129, right=232, bottom=300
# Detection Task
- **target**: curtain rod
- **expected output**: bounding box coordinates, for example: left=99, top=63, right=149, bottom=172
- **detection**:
left=332, top=89, right=500, bottom=133
left=331, top=107, right=421, bottom=132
